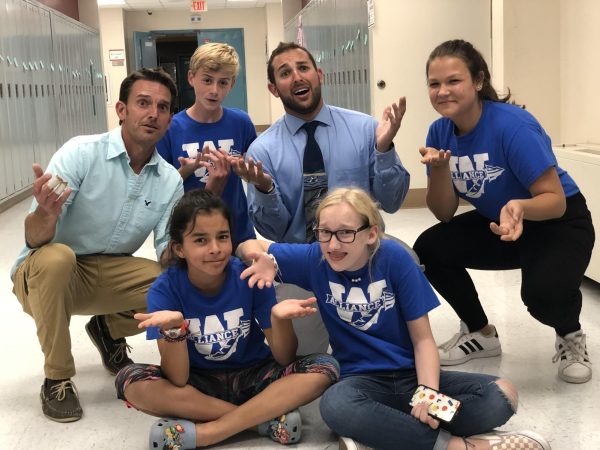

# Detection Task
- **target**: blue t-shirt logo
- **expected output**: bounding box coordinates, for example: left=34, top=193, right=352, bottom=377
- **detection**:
left=181, top=139, right=239, bottom=182
left=326, top=280, right=396, bottom=331
left=450, top=153, right=504, bottom=199
left=188, top=308, right=251, bottom=361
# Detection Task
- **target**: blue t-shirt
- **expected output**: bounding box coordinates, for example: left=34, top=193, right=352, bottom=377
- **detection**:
left=426, top=101, right=579, bottom=220
left=157, top=108, right=257, bottom=245
left=146, top=258, right=276, bottom=370
left=269, top=240, right=440, bottom=376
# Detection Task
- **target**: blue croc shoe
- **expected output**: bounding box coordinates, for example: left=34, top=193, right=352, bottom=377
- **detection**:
left=258, top=409, right=302, bottom=444
left=149, top=418, right=196, bottom=450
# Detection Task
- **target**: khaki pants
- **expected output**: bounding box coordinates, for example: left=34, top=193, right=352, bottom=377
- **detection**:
left=12, top=243, right=161, bottom=380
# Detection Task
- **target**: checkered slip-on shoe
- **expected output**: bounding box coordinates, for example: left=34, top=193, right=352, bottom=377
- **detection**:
left=468, top=430, right=551, bottom=450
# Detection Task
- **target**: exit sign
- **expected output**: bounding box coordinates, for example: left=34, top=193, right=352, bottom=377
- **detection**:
left=191, top=0, right=207, bottom=12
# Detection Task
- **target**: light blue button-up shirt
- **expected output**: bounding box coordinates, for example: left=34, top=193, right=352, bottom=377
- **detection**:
left=246, top=104, right=410, bottom=243
left=11, top=127, right=184, bottom=278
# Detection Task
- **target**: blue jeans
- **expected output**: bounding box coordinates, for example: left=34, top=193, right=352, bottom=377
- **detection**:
left=319, top=369, right=514, bottom=450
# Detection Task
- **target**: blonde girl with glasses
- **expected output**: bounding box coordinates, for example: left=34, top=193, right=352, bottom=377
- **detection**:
left=237, top=187, right=551, bottom=450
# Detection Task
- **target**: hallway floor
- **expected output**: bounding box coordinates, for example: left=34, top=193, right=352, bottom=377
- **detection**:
left=1, top=198, right=598, bottom=449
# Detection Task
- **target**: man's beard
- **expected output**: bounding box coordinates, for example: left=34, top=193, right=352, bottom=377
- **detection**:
left=278, top=84, right=322, bottom=117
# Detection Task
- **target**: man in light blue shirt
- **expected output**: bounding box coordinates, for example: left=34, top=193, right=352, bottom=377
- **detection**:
left=232, top=42, right=410, bottom=355
left=11, top=68, right=183, bottom=423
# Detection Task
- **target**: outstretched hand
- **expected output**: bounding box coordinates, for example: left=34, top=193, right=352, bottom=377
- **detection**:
left=419, top=147, right=452, bottom=168
left=177, top=149, right=204, bottom=180
left=200, top=147, right=232, bottom=196
left=490, top=200, right=524, bottom=241
left=134, top=310, right=184, bottom=330
left=272, top=297, right=318, bottom=320
left=230, top=156, right=273, bottom=193
left=376, top=96, right=406, bottom=152
left=240, top=251, right=277, bottom=288
left=31, top=163, right=72, bottom=217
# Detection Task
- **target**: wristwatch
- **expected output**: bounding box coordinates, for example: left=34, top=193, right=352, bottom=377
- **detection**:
left=159, top=321, right=188, bottom=340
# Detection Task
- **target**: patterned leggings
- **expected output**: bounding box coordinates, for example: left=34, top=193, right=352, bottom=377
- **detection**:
left=115, top=353, right=339, bottom=407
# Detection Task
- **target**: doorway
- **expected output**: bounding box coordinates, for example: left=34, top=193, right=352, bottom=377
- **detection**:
left=133, top=29, right=248, bottom=113
left=155, top=35, right=197, bottom=112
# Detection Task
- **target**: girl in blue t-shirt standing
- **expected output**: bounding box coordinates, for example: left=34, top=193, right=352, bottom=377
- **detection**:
left=114, top=190, right=339, bottom=449
left=238, top=187, right=550, bottom=450
left=414, top=39, right=594, bottom=384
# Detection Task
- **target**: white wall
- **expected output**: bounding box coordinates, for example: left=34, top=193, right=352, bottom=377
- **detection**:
left=265, top=3, right=286, bottom=123
left=123, top=7, right=273, bottom=126
left=493, top=0, right=599, bottom=146
left=281, top=0, right=302, bottom=25
left=560, top=0, right=600, bottom=145
left=500, top=0, right=560, bottom=142
left=99, top=8, right=128, bottom=130
left=369, top=0, right=491, bottom=190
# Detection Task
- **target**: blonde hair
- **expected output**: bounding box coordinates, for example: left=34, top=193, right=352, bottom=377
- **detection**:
left=189, top=42, right=240, bottom=77
left=315, top=188, right=384, bottom=258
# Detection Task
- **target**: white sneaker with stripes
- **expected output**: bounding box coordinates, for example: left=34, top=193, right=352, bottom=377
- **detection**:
left=438, top=321, right=502, bottom=365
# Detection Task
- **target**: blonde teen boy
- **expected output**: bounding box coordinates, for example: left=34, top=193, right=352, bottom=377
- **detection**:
left=157, top=42, right=257, bottom=247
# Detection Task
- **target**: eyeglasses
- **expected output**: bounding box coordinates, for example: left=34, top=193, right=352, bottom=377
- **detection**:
left=313, top=224, right=370, bottom=243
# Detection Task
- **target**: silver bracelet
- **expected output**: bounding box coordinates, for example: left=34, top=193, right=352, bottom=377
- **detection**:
left=263, top=252, right=278, bottom=272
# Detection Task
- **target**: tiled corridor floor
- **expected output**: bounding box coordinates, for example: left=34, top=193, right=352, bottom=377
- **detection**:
left=1, top=198, right=598, bottom=449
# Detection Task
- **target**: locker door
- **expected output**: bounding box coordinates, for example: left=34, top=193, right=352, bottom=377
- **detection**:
left=32, top=4, right=56, bottom=169
left=51, top=12, right=69, bottom=145
left=0, top=0, right=9, bottom=198
left=19, top=0, right=36, bottom=186
left=89, top=31, right=107, bottom=134
left=4, top=0, right=21, bottom=195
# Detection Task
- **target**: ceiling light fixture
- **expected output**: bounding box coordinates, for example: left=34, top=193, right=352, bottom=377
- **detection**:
left=97, top=0, right=126, bottom=6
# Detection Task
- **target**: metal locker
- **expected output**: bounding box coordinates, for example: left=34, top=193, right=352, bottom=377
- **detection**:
left=0, top=0, right=106, bottom=206
left=4, top=0, right=21, bottom=196
left=286, top=0, right=371, bottom=113
left=0, top=0, right=8, bottom=199
left=19, top=0, right=36, bottom=187
left=30, top=3, right=56, bottom=170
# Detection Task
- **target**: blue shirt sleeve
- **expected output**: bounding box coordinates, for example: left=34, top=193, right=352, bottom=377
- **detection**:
left=268, top=242, right=316, bottom=291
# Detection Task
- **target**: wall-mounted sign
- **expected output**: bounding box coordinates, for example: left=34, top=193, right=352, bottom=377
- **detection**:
left=191, top=0, right=207, bottom=12
left=367, top=0, right=375, bottom=28
left=109, top=49, right=125, bottom=61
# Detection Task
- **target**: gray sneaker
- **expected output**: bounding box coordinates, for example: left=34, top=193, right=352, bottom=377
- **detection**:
left=40, top=379, right=83, bottom=423
left=553, top=330, right=592, bottom=383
